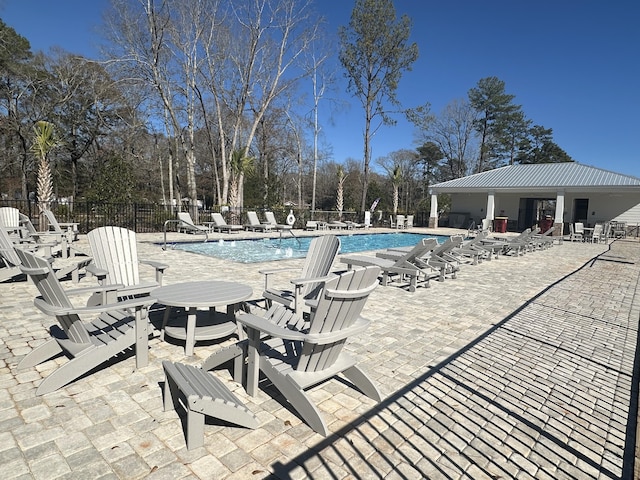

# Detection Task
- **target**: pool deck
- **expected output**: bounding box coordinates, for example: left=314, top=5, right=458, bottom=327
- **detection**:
left=1, top=227, right=639, bottom=479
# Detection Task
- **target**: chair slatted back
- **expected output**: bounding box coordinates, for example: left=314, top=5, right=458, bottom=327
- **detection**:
left=0, top=207, right=20, bottom=231
left=247, top=211, right=261, bottom=226
left=15, top=248, right=92, bottom=345
left=0, top=226, right=22, bottom=267
left=88, top=226, right=140, bottom=287
left=43, top=209, right=63, bottom=234
left=394, top=238, right=438, bottom=267
left=211, top=212, right=228, bottom=226
left=296, top=266, right=380, bottom=372
left=264, top=211, right=278, bottom=226
left=396, top=214, right=405, bottom=228
left=177, top=212, right=194, bottom=226
left=299, top=235, right=341, bottom=299
left=406, top=215, right=414, bottom=228
left=432, top=235, right=463, bottom=257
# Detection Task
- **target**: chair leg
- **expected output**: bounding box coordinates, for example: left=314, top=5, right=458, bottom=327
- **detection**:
left=35, top=347, right=106, bottom=395
left=261, top=360, right=329, bottom=436
left=342, top=365, right=383, bottom=402
left=17, top=339, right=63, bottom=369
left=186, top=409, right=205, bottom=450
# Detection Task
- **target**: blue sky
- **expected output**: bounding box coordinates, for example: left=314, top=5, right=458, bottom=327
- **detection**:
left=2, top=0, right=639, bottom=177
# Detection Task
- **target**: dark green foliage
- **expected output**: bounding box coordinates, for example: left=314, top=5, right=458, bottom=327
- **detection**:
left=86, top=153, right=138, bottom=203
left=516, top=125, right=574, bottom=164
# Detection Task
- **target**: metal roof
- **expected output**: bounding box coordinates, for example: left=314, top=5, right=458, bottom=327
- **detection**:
left=430, top=163, right=640, bottom=193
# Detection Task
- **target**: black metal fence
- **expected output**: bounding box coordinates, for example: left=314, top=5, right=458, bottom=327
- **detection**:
left=1, top=199, right=429, bottom=233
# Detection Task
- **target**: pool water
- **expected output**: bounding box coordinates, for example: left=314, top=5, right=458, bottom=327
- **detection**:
left=173, top=232, right=449, bottom=263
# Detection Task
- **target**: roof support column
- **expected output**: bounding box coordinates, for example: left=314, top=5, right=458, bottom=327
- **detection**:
left=429, top=194, right=438, bottom=228
left=485, top=191, right=496, bottom=223
left=554, top=191, right=565, bottom=238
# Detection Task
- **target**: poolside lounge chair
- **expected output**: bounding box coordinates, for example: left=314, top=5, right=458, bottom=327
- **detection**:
left=453, top=231, right=491, bottom=264
left=531, top=226, right=556, bottom=248
left=327, top=220, right=348, bottom=229
left=245, top=211, right=273, bottom=232
left=260, top=234, right=341, bottom=314
left=304, top=220, right=319, bottom=231
left=344, top=220, right=364, bottom=229
left=15, top=248, right=154, bottom=395
left=379, top=235, right=464, bottom=281
left=235, top=265, right=383, bottom=436
left=340, top=238, right=440, bottom=292
left=0, top=226, right=90, bottom=283
left=482, top=228, right=533, bottom=256
left=177, top=212, right=210, bottom=240
left=264, top=211, right=292, bottom=231
left=210, top=212, right=243, bottom=233
left=86, top=226, right=168, bottom=304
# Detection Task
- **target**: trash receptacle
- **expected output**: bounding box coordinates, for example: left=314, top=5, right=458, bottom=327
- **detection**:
left=493, top=217, right=508, bottom=233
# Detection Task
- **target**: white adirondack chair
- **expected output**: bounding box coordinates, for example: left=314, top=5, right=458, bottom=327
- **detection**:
left=87, top=226, right=168, bottom=304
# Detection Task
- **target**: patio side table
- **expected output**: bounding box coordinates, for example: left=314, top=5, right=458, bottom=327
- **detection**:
left=154, top=280, right=253, bottom=356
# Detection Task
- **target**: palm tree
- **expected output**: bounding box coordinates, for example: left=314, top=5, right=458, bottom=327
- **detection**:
left=391, top=164, right=402, bottom=214
left=31, top=121, right=58, bottom=229
left=336, top=165, right=347, bottom=220
left=228, top=149, right=254, bottom=223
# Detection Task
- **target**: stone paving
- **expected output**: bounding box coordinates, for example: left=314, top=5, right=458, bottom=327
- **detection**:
left=0, top=227, right=637, bottom=479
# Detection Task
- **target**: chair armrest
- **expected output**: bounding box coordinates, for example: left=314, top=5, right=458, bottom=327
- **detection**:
left=289, top=274, right=334, bottom=286
left=237, top=310, right=370, bottom=346
left=259, top=266, right=299, bottom=275
left=306, top=317, right=369, bottom=345
left=260, top=267, right=301, bottom=290
left=34, top=295, right=155, bottom=316
left=86, top=263, right=108, bottom=281
left=140, top=259, right=169, bottom=271
left=64, top=283, right=125, bottom=298
left=140, top=259, right=169, bottom=285
left=237, top=311, right=307, bottom=341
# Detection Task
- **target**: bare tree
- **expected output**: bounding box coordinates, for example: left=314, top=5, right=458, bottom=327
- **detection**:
left=412, top=99, right=477, bottom=180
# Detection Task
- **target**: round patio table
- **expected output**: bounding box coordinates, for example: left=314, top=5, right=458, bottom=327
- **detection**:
left=154, top=280, right=252, bottom=356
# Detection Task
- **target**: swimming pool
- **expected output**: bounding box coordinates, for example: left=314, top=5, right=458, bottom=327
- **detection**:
left=173, top=232, right=449, bottom=263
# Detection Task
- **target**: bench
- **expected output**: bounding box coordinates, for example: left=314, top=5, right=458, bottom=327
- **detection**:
left=162, top=361, right=258, bottom=449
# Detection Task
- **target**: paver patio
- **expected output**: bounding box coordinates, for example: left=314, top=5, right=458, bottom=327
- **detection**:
left=0, top=228, right=637, bottom=479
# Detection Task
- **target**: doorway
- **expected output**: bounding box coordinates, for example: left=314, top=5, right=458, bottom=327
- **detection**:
left=518, top=198, right=556, bottom=231
left=573, top=198, right=589, bottom=224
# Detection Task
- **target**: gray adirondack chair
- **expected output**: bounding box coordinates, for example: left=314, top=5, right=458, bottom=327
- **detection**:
left=43, top=209, right=78, bottom=239
left=260, top=234, right=340, bottom=314
left=18, top=213, right=75, bottom=258
left=0, top=226, right=90, bottom=283
left=87, top=226, right=168, bottom=304
left=15, top=248, right=154, bottom=395
left=237, top=265, right=383, bottom=436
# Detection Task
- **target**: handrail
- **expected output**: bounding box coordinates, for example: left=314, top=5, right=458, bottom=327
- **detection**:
left=163, top=219, right=180, bottom=250
left=279, top=227, right=301, bottom=247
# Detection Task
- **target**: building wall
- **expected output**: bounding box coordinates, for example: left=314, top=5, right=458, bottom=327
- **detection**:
left=449, top=191, right=640, bottom=228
